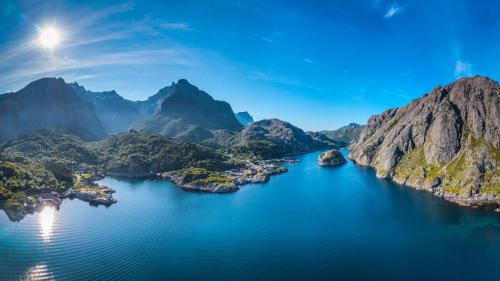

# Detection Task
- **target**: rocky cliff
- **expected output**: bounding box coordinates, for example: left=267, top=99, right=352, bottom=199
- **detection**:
left=349, top=76, right=499, bottom=205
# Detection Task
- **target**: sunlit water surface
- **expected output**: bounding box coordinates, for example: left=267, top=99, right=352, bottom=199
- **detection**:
left=1, top=151, right=499, bottom=280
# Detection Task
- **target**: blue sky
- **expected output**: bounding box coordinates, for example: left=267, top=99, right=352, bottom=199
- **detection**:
left=1, top=0, right=499, bottom=131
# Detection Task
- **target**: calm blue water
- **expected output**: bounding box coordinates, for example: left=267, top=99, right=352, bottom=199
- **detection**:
left=1, top=150, right=499, bottom=281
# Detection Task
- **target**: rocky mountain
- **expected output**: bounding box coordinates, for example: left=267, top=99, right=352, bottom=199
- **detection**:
left=0, top=78, right=106, bottom=142
left=232, top=118, right=329, bottom=159
left=132, top=79, right=242, bottom=143
left=349, top=76, right=499, bottom=205
left=319, top=123, right=365, bottom=144
left=235, top=111, right=254, bottom=126
left=70, top=83, right=142, bottom=134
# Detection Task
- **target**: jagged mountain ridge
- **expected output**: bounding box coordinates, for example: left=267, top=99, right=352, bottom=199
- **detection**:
left=70, top=82, right=143, bottom=134
left=349, top=76, right=499, bottom=204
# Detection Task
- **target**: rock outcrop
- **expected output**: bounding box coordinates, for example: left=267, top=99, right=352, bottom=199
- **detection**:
left=318, top=150, right=347, bottom=166
left=349, top=76, right=499, bottom=206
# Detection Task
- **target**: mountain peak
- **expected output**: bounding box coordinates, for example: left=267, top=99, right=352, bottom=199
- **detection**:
left=176, top=78, right=191, bottom=86
left=133, top=80, right=242, bottom=142
left=0, top=77, right=106, bottom=142
left=27, top=77, right=66, bottom=89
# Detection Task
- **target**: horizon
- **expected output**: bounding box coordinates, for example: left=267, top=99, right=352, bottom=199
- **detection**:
left=1, top=0, right=500, bottom=131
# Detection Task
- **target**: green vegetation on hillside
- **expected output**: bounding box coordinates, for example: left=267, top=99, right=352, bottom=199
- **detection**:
left=0, top=130, right=234, bottom=214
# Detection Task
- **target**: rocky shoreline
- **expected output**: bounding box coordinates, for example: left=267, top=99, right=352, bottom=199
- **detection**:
left=2, top=173, right=117, bottom=222
left=1, top=158, right=297, bottom=221
left=351, top=159, right=500, bottom=209
left=159, top=158, right=297, bottom=193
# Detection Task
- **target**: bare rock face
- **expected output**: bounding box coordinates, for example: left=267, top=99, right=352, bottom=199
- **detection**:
left=349, top=76, right=499, bottom=205
left=318, top=150, right=347, bottom=166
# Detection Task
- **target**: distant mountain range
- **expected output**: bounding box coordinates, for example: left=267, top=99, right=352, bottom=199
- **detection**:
left=318, top=123, right=365, bottom=144
left=0, top=77, right=336, bottom=158
left=70, top=82, right=143, bottom=134
left=350, top=76, right=499, bottom=205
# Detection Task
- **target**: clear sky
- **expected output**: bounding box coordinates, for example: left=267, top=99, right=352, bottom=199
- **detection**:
left=1, top=0, right=499, bottom=131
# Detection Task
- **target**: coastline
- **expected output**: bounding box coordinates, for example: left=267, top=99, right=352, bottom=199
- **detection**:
left=1, top=157, right=300, bottom=221
left=349, top=159, right=500, bottom=210
left=2, top=173, right=117, bottom=222
left=158, top=157, right=298, bottom=193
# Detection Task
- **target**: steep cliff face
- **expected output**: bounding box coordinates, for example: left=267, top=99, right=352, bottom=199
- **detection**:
left=349, top=76, right=499, bottom=204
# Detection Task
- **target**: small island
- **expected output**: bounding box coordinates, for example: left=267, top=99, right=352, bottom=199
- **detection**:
left=318, top=150, right=347, bottom=167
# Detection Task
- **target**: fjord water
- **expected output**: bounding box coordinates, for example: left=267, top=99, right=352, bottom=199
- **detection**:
left=1, top=151, right=499, bottom=281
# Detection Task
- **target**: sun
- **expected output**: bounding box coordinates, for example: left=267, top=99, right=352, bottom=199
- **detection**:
left=38, top=25, right=62, bottom=49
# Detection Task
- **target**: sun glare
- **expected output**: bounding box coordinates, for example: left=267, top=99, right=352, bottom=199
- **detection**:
left=39, top=205, right=56, bottom=240
left=38, top=26, right=62, bottom=49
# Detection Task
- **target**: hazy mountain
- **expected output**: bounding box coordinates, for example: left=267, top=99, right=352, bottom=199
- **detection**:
left=70, top=83, right=142, bottom=134
left=0, top=78, right=106, bottom=142
left=319, top=123, right=365, bottom=144
left=235, top=111, right=254, bottom=126
left=350, top=76, right=499, bottom=204
left=132, top=79, right=242, bottom=143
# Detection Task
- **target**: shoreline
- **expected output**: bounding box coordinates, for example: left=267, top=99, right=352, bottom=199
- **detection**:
left=158, top=157, right=298, bottom=193
left=1, top=157, right=300, bottom=221
left=2, top=173, right=117, bottom=222
left=349, top=159, right=500, bottom=210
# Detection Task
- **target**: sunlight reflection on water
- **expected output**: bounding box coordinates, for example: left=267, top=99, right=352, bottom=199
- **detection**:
left=21, top=263, right=55, bottom=281
left=38, top=206, right=55, bottom=241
